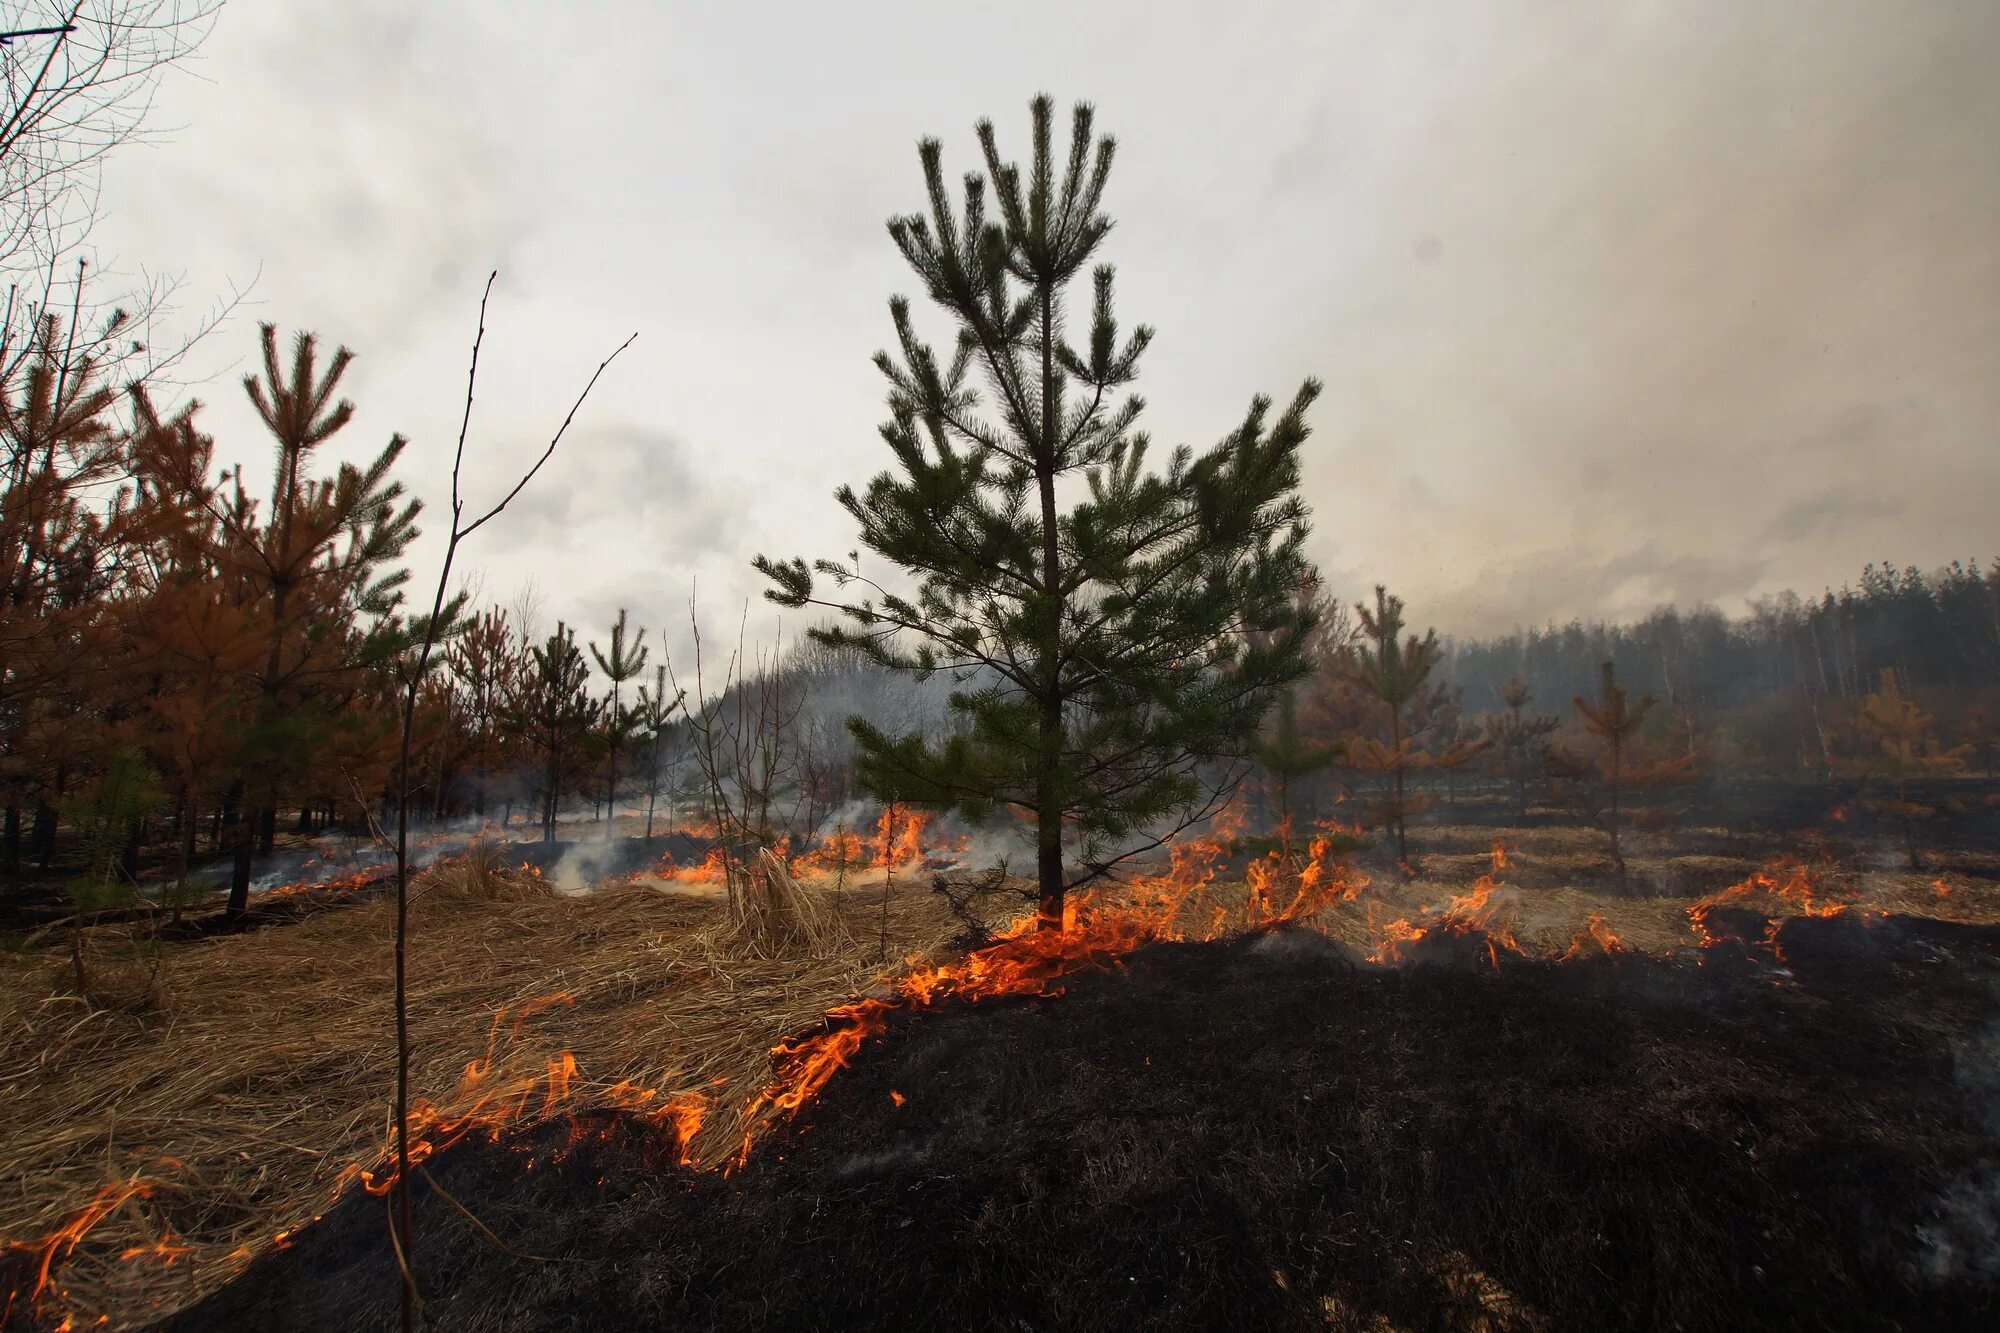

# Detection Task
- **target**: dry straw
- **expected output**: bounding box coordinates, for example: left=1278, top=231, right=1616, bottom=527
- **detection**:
left=0, top=847, right=984, bottom=1330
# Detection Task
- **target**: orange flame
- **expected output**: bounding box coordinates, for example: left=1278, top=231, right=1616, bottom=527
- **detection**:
left=2, top=1177, right=178, bottom=1324
left=1559, top=913, right=1629, bottom=962
left=1368, top=844, right=1524, bottom=972
left=730, top=816, right=1365, bottom=1167
left=1685, top=856, right=1852, bottom=950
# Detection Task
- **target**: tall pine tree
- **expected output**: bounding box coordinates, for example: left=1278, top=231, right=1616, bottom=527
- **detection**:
left=758, top=95, right=1320, bottom=930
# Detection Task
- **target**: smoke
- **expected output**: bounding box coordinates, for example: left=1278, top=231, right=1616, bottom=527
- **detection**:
left=1908, top=1013, right=2000, bottom=1285
left=173, top=811, right=506, bottom=897
left=541, top=820, right=618, bottom=894
left=1260, top=0, right=2000, bottom=633
left=1911, top=1166, right=2000, bottom=1288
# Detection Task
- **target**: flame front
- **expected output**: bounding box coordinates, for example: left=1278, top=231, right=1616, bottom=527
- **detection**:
left=1368, top=844, right=1524, bottom=972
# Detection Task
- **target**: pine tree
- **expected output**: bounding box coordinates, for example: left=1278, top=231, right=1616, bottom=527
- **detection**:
left=1482, top=676, right=1560, bottom=819
left=509, top=621, right=600, bottom=843
left=144, top=325, right=421, bottom=915
left=757, top=96, right=1320, bottom=930
left=632, top=661, right=686, bottom=842
left=1960, top=706, right=1997, bottom=780
left=1340, top=586, right=1483, bottom=869
left=1839, top=668, right=1968, bottom=870
left=1556, top=660, right=1696, bottom=889
left=588, top=608, right=649, bottom=827
left=60, top=746, right=162, bottom=997
left=0, top=305, right=127, bottom=875
left=444, top=607, right=519, bottom=821
left=1251, top=687, right=1341, bottom=858
left=124, top=394, right=265, bottom=906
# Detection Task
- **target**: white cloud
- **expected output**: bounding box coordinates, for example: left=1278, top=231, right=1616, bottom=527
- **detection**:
left=80, top=0, right=2000, bottom=668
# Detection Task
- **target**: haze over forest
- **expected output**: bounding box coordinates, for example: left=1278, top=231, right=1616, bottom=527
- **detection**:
left=84, top=0, right=2000, bottom=667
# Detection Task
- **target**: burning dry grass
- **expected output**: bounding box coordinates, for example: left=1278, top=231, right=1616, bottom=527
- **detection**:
left=6, top=818, right=1999, bottom=1329
left=0, top=848, right=989, bottom=1330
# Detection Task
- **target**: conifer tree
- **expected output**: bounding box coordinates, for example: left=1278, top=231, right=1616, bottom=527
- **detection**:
left=124, top=392, right=265, bottom=901
left=1251, top=687, right=1341, bottom=856
left=0, top=304, right=127, bottom=872
left=1552, top=660, right=1696, bottom=889
left=757, top=95, right=1320, bottom=929
left=1572, top=661, right=1647, bottom=885
left=1839, top=668, right=1968, bottom=870
left=1483, top=676, right=1560, bottom=818
left=632, top=661, right=685, bottom=842
left=1960, top=706, right=1997, bottom=780
left=1340, top=585, right=1484, bottom=868
left=444, top=607, right=519, bottom=821
left=148, top=325, right=422, bottom=914
left=60, top=746, right=162, bottom=996
left=511, top=620, right=600, bottom=843
left=588, top=607, right=648, bottom=826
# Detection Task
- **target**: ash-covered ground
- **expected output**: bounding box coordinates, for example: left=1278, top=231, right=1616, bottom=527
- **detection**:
left=167, top=911, right=2000, bottom=1333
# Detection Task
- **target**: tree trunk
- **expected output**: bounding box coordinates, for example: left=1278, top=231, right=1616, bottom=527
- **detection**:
left=1608, top=735, right=1626, bottom=891
left=1032, top=284, right=1066, bottom=931
left=3, top=803, right=18, bottom=876
left=227, top=807, right=255, bottom=917
left=120, top=818, right=142, bottom=883
left=177, top=799, right=198, bottom=925
left=605, top=724, right=618, bottom=828
left=1389, top=709, right=1409, bottom=868
left=32, top=800, right=56, bottom=874
left=544, top=742, right=562, bottom=844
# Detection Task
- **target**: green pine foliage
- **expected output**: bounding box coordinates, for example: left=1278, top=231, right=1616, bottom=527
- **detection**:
left=509, top=621, right=602, bottom=843
left=757, top=95, right=1321, bottom=928
left=589, top=608, right=650, bottom=823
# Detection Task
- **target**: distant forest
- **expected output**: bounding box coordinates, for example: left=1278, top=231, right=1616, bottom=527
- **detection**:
left=1440, top=559, right=2000, bottom=777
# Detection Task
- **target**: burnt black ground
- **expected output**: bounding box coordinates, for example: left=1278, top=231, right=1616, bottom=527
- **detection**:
left=165, top=913, right=2000, bottom=1333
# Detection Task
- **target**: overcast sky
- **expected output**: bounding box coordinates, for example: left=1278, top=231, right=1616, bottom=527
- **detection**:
left=88, top=0, right=2000, bottom=675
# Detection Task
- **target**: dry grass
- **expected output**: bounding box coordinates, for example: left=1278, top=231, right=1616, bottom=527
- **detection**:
left=0, top=848, right=985, bottom=1330
left=4, top=822, right=1996, bottom=1330
left=716, top=847, right=856, bottom=959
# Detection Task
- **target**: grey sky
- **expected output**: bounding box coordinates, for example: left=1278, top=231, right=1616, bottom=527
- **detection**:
left=90, top=0, right=2000, bottom=674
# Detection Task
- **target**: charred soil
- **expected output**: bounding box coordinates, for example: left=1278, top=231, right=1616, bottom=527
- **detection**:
left=170, top=913, right=2000, bottom=1333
